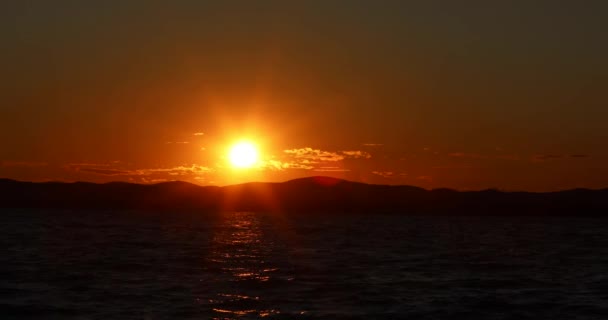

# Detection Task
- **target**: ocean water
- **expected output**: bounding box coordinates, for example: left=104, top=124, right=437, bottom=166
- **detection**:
left=1, top=209, right=608, bottom=319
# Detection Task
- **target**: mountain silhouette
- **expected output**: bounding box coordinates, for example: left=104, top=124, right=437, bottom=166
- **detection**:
left=1, top=177, right=607, bottom=215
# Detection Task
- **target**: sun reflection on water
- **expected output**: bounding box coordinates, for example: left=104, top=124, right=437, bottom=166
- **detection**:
left=205, top=212, right=285, bottom=318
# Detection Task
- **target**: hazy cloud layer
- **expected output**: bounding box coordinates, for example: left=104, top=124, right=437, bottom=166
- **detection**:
left=448, top=152, right=487, bottom=159
left=372, top=171, right=395, bottom=178
left=314, top=166, right=350, bottom=172
left=67, top=163, right=212, bottom=179
left=532, top=154, right=590, bottom=162
left=446, top=152, right=523, bottom=161
left=77, top=167, right=133, bottom=176
left=1, top=161, right=47, bottom=167
left=144, top=165, right=211, bottom=176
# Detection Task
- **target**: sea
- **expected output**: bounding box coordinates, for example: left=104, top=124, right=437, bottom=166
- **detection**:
left=2, top=209, right=608, bottom=319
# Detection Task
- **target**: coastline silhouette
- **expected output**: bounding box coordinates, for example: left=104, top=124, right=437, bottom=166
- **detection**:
left=1, top=176, right=606, bottom=215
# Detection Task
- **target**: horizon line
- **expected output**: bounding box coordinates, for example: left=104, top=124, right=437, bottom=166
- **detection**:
left=1, top=176, right=606, bottom=194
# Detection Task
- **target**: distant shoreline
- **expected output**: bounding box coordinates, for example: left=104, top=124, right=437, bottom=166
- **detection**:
left=1, top=177, right=607, bottom=216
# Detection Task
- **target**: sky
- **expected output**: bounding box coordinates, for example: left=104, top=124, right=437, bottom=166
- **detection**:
left=1, top=1, right=607, bottom=191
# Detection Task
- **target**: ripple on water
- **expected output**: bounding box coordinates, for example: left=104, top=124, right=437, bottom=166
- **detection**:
left=2, top=210, right=608, bottom=318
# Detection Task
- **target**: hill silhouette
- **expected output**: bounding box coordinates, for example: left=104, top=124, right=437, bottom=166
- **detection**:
left=1, top=176, right=607, bottom=215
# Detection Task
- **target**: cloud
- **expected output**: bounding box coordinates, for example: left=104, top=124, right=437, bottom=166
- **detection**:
left=77, top=168, right=134, bottom=176
left=372, top=171, right=395, bottom=178
left=67, top=164, right=212, bottom=177
left=142, top=178, right=169, bottom=183
left=279, top=147, right=372, bottom=172
left=166, top=141, right=190, bottom=144
left=531, top=154, right=564, bottom=162
left=432, top=165, right=472, bottom=169
left=283, top=148, right=372, bottom=162
left=1, top=161, right=47, bottom=167
left=314, top=167, right=350, bottom=172
left=445, top=152, right=520, bottom=161
left=283, top=148, right=344, bottom=162
left=363, top=143, right=383, bottom=147
left=143, top=165, right=211, bottom=176
left=341, top=150, right=371, bottom=159
left=67, top=163, right=138, bottom=176
left=193, top=132, right=204, bottom=136
left=532, top=154, right=590, bottom=162
left=259, top=160, right=314, bottom=171
left=448, top=152, right=487, bottom=159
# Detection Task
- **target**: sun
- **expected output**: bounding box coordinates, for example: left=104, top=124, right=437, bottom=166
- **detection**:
left=228, top=141, right=259, bottom=168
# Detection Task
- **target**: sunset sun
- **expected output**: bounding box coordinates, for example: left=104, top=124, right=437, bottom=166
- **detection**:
left=228, top=141, right=259, bottom=168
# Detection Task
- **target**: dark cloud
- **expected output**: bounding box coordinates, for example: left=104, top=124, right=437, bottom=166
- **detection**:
left=532, top=154, right=564, bottom=162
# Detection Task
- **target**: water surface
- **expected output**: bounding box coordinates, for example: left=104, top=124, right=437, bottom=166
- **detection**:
left=2, top=209, right=608, bottom=319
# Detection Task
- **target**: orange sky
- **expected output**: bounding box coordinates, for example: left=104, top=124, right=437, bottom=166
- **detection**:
left=1, top=1, right=607, bottom=191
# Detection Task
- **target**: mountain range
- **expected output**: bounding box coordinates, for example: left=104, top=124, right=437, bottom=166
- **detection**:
left=1, top=176, right=607, bottom=215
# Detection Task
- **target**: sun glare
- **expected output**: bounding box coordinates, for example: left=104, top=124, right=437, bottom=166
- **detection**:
left=228, top=141, right=259, bottom=168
